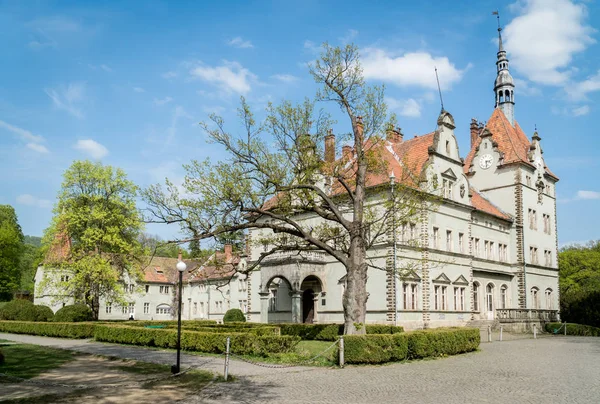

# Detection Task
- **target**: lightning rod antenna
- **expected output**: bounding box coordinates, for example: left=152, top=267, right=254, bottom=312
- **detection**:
left=435, top=67, right=444, bottom=113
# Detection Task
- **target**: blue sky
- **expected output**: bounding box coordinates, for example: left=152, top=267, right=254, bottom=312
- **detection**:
left=1, top=0, right=599, bottom=245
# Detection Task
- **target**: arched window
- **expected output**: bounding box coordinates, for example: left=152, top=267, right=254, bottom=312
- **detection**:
left=531, top=287, right=539, bottom=309
left=500, top=285, right=508, bottom=309
left=156, top=304, right=171, bottom=315
left=499, top=91, right=504, bottom=103
left=505, top=90, right=510, bottom=102
left=486, top=283, right=494, bottom=312
left=473, top=282, right=480, bottom=312
left=545, top=288, right=553, bottom=310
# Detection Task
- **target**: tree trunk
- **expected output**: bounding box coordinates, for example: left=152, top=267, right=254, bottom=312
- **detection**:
left=343, top=235, right=368, bottom=334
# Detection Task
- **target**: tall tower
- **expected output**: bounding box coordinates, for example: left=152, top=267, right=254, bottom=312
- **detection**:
left=493, top=21, right=515, bottom=125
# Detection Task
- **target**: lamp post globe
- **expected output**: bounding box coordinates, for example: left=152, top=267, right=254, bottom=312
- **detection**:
left=176, top=260, right=187, bottom=272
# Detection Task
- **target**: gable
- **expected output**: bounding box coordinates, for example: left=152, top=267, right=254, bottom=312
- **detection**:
left=432, top=273, right=451, bottom=284
left=453, top=275, right=469, bottom=285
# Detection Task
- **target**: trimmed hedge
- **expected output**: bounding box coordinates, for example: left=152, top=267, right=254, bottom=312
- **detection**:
left=53, top=304, right=94, bottom=322
left=0, top=321, right=96, bottom=338
left=278, top=323, right=404, bottom=341
left=174, top=325, right=281, bottom=336
left=93, top=325, right=299, bottom=355
left=128, top=320, right=218, bottom=327
left=0, top=300, right=54, bottom=322
left=343, top=327, right=480, bottom=364
left=545, top=322, right=600, bottom=336
left=223, top=309, right=246, bottom=323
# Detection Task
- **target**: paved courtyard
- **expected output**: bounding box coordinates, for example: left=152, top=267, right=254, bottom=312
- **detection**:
left=1, top=333, right=599, bottom=403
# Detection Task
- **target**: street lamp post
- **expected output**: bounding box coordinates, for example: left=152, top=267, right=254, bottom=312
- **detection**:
left=172, top=253, right=187, bottom=374
left=390, top=172, right=398, bottom=327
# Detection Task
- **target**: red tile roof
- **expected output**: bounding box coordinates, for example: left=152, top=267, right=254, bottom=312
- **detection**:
left=470, top=187, right=512, bottom=221
left=464, top=108, right=558, bottom=180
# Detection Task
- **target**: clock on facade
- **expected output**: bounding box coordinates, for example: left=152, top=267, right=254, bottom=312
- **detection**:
left=479, top=154, right=494, bottom=170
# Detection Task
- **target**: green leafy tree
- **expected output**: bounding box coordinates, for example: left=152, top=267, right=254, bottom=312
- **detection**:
left=39, top=160, right=144, bottom=319
left=19, top=237, right=44, bottom=294
left=0, top=205, right=24, bottom=301
left=559, top=241, right=600, bottom=327
left=143, top=44, right=434, bottom=334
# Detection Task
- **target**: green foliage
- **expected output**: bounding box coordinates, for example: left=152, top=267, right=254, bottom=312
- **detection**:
left=223, top=308, right=246, bottom=323
left=40, top=160, right=145, bottom=319
left=545, top=322, right=600, bottom=336
left=559, top=241, right=600, bottom=328
left=24, top=235, right=42, bottom=248
left=0, top=321, right=96, bottom=338
left=53, top=304, right=94, bottom=322
left=343, top=328, right=480, bottom=364
left=0, top=348, right=3, bottom=365
left=18, top=242, right=43, bottom=294
left=0, top=205, right=25, bottom=299
left=130, top=320, right=217, bottom=327
left=175, top=325, right=279, bottom=336
left=0, top=300, right=52, bottom=321
left=93, top=325, right=299, bottom=355
left=277, top=323, right=404, bottom=341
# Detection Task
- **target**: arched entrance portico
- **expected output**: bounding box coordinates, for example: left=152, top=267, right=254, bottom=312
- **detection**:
left=260, top=276, right=295, bottom=323
left=300, top=275, right=323, bottom=324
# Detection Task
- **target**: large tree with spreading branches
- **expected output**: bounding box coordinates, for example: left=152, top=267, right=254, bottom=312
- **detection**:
left=143, top=44, right=435, bottom=334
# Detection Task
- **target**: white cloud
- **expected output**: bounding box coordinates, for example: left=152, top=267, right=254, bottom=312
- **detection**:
left=577, top=190, right=600, bottom=200
left=133, top=87, right=145, bottom=93
left=303, top=40, right=321, bottom=54
left=572, top=105, right=590, bottom=116
left=45, top=82, right=86, bottom=118
left=0, top=120, right=44, bottom=143
left=504, top=0, right=595, bottom=85
left=271, top=74, right=298, bottom=83
left=513, top=78, right=542, bottom=96
left=567, top=70, right=600, bottom=101
left=190, top=61, right=257, bottom=94
left=227, top=36, right=253, bottom=49
left=362, top=49, right=466, bottom=90
left=166, top=106, right=193, bottom=144
left=74, top=139, right=108, bottom=159
left=16, top=194, right=52, bottom=209
left=0, top=120, right=49, bottom=153
left=154, top=96, right=173, bottom=106
left=162, top=71, right=177, bottom=79
left=340, top=29, right=359, bottom=44
left=26, top=143, right=49, bottom=153
left=386, top=97, right=422, bottom=118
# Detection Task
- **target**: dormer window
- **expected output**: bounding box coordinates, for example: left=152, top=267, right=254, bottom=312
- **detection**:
left=443, top=179, right=453, bottom=199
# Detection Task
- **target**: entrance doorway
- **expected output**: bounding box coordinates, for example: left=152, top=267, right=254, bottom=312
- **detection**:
left=302, top=289, right=314, bottom=323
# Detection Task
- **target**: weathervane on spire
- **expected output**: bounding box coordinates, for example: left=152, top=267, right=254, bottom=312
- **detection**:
left=492, top=10, right=504, bottom=52
left=492, top=10, right=501, bottom=32
left=434, top=67, right=444, bottom=113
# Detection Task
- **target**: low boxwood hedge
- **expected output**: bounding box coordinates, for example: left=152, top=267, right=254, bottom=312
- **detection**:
left=93, top=325, right=299, bottom=355
left=127, top=320, right=218, bottom=327
left=277, top=323, right=404, bottom=341
left=53, top=304, right=93, bottom=322
left=223, top=309, right=246, bottom=323
left=545, top=322, right=600, bottom=336
left=174, top=325, right=281, bottom=336
left=343, top=327, right=480, bottom=364
left=0, top=321, right=96, bottom=338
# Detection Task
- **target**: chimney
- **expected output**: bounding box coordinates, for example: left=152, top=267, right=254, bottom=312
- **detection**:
left=324, top=129, right=335, bottom=163
left=224, top=244, right=232, bottom=262
left=342, top=145, right=352, bottom=160
left=470, top=118, right=479, bottom=148
left=387, top=126, right=403, bottom=143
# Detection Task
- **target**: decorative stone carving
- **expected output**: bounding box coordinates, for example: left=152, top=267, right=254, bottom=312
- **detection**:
left=460, top=184, right=466, bottom=198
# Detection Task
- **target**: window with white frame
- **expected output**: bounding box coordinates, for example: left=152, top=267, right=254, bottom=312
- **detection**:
left=106, top=303, right=112, bottom=314
left=402, top=283, right=418, bottom=310
left=128, top=303, right=134, bottom=314
left=543, top=214, right=551, bottom=234
left=530, top=247, right=539, bottom=264
left=531, top=287, right=539, bottom=309
left=544, top=250, right=552, bottom=266
left=474, top=238, right=480, bottom=257
left=446, top=230, right=453, bottom=252
left=60, top=275, right=70, bottom=282
left=127, top=284, right=134, bottom=293
left=200, top=302, right=205, bottom=317
left=410, top=223, right=417, bottom=243
left=433, top=227, right=439, bottom=249
left=143, top=302, right=149, bottom=314
left=156, top=305, right=171, bottom=315
left=528, top=209, right=537, bottom=230
left=484, top=240, right=490, bottom=259
left=159, top=285, right=170, bottom=294
left=473, top=283, right=480, bottom=312
left=269, top=289, right=277, bottom=312
left=545, top=289, right=553, bottom=309
left=193, top=302, right=197, bottom=315
left=434, top=285, right=447, bottom=311
left=239, top=300, right=248, bottom=312
left=145, top=285, right=150, bottom=293
left=122, top=305, right=127, bottom=314
left=490, top=241, right=495, bottom=260
left=500, top=285, right=507, bottom=309
left=459, top=233, right=464, bottom=253
left=443, top=179, right=454, bottom=199
left=460, top=287, right=465, bottom=311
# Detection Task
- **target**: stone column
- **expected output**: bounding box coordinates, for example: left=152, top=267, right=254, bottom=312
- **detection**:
left=259, top=292, right=270, bottom=324
left=313, top=293, right=319, bottom=324
left=291, top=292, right=302, bottom=323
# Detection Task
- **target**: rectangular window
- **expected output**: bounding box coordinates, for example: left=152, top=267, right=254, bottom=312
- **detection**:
left=410, top=223, right=417, bottom=242
left=159, top=286, right=164, bottom=294
left=122, top=305, right=127, bottom=314
left=460, top=287, right=465, bottom=311
left=441, top=286, right=447, bottom=311
left=193, top=302, right=197, bottom=315
left=128, top=303, right=134, bottom=314
left=403, top=283, right=408, bottom=310
left=475, top=238, right=480, bottom=257
left=411, top=284, right=417, bottom=310
left=127, top=284, right=134, bottom=293
left=446, top=230, right=453, bottom=252
left=145, top=285, right=150, bottom=293
left=106, top=303, right=112, bottom=314
left=434, top=285, right=440, bottom=310
left=200, top=302, right=205, bottom=317
left=485, top=240, right=490, bottom=259
left=530, top=247, right=539, bottom=264
left=165, top=286, right=170, bottom=294
left=443, top=179, right=453, bottom=199
left=526, top=175, right=532, bottom=187
left=143, top=303, right=149, bottom=314
left=433, top=227, right=439, bottom=249
left=453, top=287, right=458, bottom=311
left=459, top=233, right=464, bottom=253
left=269, top=290, right=277, bottom=312
left=490, top=242, right=495, bottom=260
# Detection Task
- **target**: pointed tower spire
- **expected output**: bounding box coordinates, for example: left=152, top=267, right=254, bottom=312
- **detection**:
left=493, top=11, right=515, bottom=125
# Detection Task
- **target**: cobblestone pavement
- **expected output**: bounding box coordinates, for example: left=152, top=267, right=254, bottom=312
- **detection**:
left=2, top=333, right=599, bottom=403
left=186, top=336, right=600, bottom=404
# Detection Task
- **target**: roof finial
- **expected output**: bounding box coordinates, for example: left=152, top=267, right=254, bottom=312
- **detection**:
left=492, top=11, right=504, bottom=53
left=435, top=66, right=444, bottom=113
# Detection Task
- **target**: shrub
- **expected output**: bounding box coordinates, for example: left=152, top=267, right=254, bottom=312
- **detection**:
left=0, top=300, right=41, bottom=321
left=128, top=320, right=217, bottom=328
left=34, top=305, right=55, bottom=322
left=0, top=348, right=3, bottom=365
left=343, top=327, right=479, bottom=364
left=0, top=321, right=96, bottom=338
left=223, top=309, right=246, bottom=323
left=176, top=325, right=281, bottom=336
left=93, top=325, right=299, bottom=355
left=278, top=323, right=404, bottom=341
left=545, top=322, right=600, bottom=336
left=53, top=304, right=94, bottom=322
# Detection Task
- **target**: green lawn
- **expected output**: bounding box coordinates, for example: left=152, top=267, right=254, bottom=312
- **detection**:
left=0, top=343, right=78, bottom=380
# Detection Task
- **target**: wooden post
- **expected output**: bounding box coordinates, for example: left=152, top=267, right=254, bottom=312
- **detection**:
left=339, top=336, right=344, bottom=368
